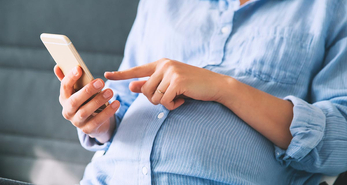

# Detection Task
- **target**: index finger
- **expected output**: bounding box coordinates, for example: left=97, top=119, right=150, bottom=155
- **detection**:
left=104, top=62, right=157, bottom=80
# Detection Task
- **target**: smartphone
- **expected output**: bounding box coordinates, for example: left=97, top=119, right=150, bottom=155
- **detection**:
left=40, top=33, right=107, bottom=112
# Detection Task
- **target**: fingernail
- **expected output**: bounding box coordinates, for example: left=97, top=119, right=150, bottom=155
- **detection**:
left=103, top=90, right=112, bottom=98
left=73, top=66, right=79, bottom=76
left=111, top=101, right=119, bottom=109
left=93, top=80, right=103, bottom=89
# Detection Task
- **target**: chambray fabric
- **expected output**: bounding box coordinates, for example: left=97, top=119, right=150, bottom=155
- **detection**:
left=79, top=0, right=347, bottom=184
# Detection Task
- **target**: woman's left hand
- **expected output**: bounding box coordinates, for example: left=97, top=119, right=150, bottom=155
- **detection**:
left=104, top=58, right=232, bottom=110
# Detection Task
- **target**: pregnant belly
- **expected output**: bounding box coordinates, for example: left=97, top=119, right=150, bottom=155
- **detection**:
left=150, top=99, right=293, bottom=184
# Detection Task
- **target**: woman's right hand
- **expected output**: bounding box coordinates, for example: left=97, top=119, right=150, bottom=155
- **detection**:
left=54, top=65, right=120, bottom=143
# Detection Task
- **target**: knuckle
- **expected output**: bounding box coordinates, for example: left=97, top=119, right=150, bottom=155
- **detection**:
left=172, top=74, right=183, bottom=84
left=68, top=97, right=78, bottom=108
left=70, top=120, right=81, bottom=128
left=61, top=82, right=70, bottom=93
left=143, top=90, right=151, bottom=98
left=151, top=97, right=160, bottom=105
left=62, top=109, right=71, bottom=120
left=164, top=101, right=176, bottom=111
left=169, top=66, right=181, bottom=75
left=62, top=110, right=67, bottom=119
left=141, top=85, right=147, bottom=96
left=160, top=99, right=168, bottom=107
left=77, top=109, right=88, bottom=120
left=160, top=58, right=170, bottom=62
left=161, top=59, right=174, bottom=68
left=157, top=58, right=173, bottom=70
left=58, top=96, right=64, bottom=105
left=159, top=98, right=165, bottom=105
left=94, top=98, right=101, bottom=106
left=60, top=77, right=67, bottom=86
left=161, top=101, right=174, bottom=110
left=84, top=85, right=94, bottom=96
left=81, top=127, right=91, bottom=135
left=141, top=84, right=153, bottom=98
left=61, top=77, right=71, bottom=89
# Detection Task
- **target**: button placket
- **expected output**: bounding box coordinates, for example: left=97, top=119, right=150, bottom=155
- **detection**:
left=207, top=25, right=234, bottom=66
left=207, top=1, right=236, bottom=67
left=138, top=107, right=169, bottom=184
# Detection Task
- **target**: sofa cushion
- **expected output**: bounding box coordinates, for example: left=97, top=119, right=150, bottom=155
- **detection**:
left=0, top=0, right=139, bottom=184
left=0, top=0, right=138, bottom=54
left=0, top=46, right=123, bottom=76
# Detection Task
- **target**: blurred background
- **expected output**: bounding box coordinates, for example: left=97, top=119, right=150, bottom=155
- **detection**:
left=0, top=0, right=138, bottom=184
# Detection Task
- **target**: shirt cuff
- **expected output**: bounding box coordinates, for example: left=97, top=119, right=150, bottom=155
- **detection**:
left=77, top=128, right=111, bottom=152
left=275, top=95, right=326, bottom=166
left=77, top=112, right=122, bottom=152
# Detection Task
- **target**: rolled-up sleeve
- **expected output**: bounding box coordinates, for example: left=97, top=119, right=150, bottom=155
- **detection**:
left=275, top=96, right=347, bottom=175
left=275, top=96, right=326, bottom=164
left=275, top=2, right=347, bottom=175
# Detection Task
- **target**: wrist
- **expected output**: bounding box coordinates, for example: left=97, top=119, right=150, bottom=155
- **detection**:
left=94, top=115, right=116, bottom=143
left=215, top=75, right=239, bottom=108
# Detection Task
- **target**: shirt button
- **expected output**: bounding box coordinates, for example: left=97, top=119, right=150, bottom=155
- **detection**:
left=157, top=112, right=164, bottom=119
left=142, top=167, right=148, bottom=175
left=221, top=25, right=231, bottom=34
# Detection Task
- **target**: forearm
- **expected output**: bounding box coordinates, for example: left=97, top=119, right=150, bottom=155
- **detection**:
left=218, top=77, right=293, bottom=149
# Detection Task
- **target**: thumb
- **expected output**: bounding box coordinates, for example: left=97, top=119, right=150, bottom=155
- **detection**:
left=54, top=65, right=65, bottom=81
left=129, top=80, right=147, bottom=93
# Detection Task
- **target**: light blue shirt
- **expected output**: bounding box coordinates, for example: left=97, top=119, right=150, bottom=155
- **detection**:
left=78, top=0, right=347, bottom=184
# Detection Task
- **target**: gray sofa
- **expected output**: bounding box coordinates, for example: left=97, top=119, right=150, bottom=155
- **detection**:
left=0, top=0, right=138, bottom=184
